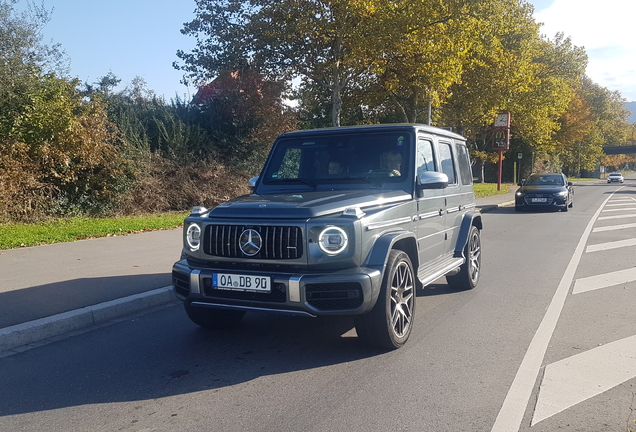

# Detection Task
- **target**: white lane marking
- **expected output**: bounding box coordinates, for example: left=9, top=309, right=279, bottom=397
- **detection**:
left=490, top=194, right=612, bottom=432
left=593, top=223, right=636, bottom=232
left=532, top=335, right=636, bottom=425
left=602, top=207, right=636, bottom=212
left=573, top=267, right=636, bottom=294
left=606, top=203, right=636, bottom=207
left=598, top=214, right=636, bottom=221
left=586, top=238, right=636, bottom=252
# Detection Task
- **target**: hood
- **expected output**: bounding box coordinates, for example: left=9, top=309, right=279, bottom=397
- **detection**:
left=519, top=185, right=566, bottom=194
left=208, top=189, right=412, bottom=219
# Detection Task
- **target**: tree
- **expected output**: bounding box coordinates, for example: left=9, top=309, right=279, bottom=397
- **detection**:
left=0, top=2, right=131, bottom=220
left=177, top=0, right=374, bottom=127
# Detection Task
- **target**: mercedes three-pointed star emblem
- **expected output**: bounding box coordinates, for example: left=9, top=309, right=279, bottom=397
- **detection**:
left=239, top=229, right=262, bottom=256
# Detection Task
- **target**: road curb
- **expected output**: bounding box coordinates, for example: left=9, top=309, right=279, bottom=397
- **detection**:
left=0, top=286, right=178, bottom=353
left=478, top=200, right=516, bottom=213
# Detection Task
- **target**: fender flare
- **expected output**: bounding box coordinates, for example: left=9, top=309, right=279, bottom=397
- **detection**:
left=453, top=213, right=482, bottom=258
left=365, top=230, right=419, bottom=272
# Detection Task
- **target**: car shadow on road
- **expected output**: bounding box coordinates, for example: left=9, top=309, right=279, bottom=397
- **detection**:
left=0, top=270, right=479, bottom=418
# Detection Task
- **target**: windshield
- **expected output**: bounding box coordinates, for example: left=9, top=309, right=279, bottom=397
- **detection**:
left=524, top=174, right=564, bottom=186
left=261, top=132, right=411, bottom=188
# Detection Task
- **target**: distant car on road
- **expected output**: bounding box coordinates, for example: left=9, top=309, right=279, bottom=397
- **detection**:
left=607, top=173, right=624, bottom=183
left=515, top=173, right=574, bottom=212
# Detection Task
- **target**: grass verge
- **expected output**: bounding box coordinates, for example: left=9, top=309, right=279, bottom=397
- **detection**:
left=0, top=212, right=188, bottom=250
left=473, top=183, right=514, bottom=198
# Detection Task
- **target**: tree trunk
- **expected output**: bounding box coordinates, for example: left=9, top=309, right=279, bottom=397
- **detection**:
left=405, top=88, right=419, bottom=123
left=332, top=85, right=342, bottom=127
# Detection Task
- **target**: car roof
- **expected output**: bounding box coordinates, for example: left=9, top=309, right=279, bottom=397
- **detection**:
left=277, top=124, right=466, bottom=142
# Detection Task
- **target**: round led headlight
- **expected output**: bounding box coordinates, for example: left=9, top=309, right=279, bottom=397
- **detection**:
left=318, top=226, right=348, bottom=255
left=186, top=223, right=201, bottom=251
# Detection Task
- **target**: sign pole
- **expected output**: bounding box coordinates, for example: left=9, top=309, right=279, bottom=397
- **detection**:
left=497, top=149, right=503, bottom=191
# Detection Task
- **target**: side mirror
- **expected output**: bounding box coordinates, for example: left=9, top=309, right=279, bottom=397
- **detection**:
left=567, top=181, right=573, bottom=186
left=248, top=176, right=259, bottom=192
left=417, top=171, right=449, bottom=190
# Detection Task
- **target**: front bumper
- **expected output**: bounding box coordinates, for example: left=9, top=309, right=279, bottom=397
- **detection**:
left=172, top=259, right=383, bottom=316
left=515, top=195, right=568, bottom=209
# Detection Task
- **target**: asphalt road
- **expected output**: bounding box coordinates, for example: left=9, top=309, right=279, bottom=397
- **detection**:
left=1, top=179, right=635, bottom=432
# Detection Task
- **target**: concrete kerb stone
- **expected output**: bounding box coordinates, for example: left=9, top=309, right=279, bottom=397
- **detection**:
left=477, top=199, right=516, bottom=213
left=0, top=286, right=177, bottom=353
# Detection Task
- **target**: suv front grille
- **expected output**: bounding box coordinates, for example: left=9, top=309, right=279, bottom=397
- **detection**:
left=203, top=225, right=303, bottom=259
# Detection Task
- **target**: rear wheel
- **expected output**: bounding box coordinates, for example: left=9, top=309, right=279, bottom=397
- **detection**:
left=184, top=303, right=245, bottom=329
left=354, top=250, right=415, bottom=350
left=446, top=226, right=481, bottom=290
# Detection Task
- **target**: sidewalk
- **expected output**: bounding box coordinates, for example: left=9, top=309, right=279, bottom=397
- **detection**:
left=475, top=185, right=518, bottom=213
left=0, top=189, right=519, bottom=355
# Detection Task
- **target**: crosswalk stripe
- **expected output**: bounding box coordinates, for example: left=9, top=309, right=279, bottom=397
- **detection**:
left=532, top=335, right=636, bottom=425
left=602, top=207, right=636, bottom=212
left=593, top=222, right=636, bottom=232
left=586, top=238, right=636, bottom=252
left=573, top=266, right=636, bottom=294
left=597, top=214, right=636, bottom=221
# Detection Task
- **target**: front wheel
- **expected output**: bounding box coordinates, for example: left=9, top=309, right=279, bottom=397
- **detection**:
left=446, top=226, right=481, bottom=290
left=184, top=303, right=245, bottom=329
left=354, top=250, right=416, bottom=350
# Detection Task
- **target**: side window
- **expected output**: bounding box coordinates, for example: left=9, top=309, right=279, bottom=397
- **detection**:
left=438, top=142, right=456, bottom=184
left=455, top=143, right=473, bottom=186
left=417, top=139, right=436, bottom=178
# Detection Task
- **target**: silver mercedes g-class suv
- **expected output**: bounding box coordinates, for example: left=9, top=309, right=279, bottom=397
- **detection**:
left=172, top=124, right=482, bottom=349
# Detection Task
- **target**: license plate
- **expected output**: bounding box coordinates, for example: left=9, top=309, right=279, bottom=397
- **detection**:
left=212, top=273, right=271, bottom=292
left=531, top=197, right=547, bottom=203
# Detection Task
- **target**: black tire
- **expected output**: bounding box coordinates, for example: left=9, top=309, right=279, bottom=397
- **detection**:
left=446, top=226, right=481, bottom=290
left=568, top=198, right=573, bottom=208
left=562, top=202, right=569, bottom=212
left=184, top=303, right=245, bottom=329
left=354, top=250, right=416, bottom=350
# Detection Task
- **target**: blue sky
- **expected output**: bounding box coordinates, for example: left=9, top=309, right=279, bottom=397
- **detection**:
left=26, top=0, right=636, bottom=102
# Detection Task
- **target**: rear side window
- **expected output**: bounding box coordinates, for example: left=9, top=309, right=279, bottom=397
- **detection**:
left=455, top=143, right=473, bottom=185
left=438, top=142, right=456, bottom=184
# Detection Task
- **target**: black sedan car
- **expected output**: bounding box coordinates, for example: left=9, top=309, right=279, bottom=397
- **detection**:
left=515, top=173, right=574, bottom=212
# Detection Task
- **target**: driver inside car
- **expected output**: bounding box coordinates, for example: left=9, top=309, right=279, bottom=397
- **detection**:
left=379, top=151, right=402, bottom=176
